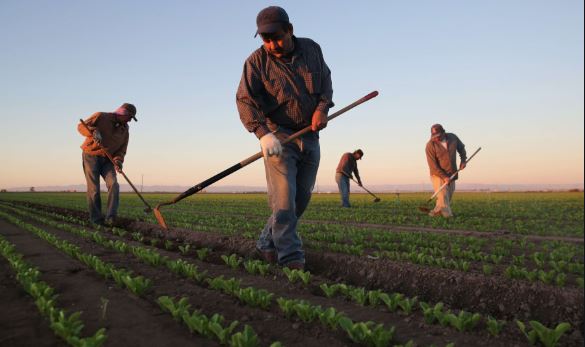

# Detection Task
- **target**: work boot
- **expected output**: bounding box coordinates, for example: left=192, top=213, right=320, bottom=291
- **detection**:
left=283, top=262, right=305, bottom=271
left=255, top=249, right=277, bottom=264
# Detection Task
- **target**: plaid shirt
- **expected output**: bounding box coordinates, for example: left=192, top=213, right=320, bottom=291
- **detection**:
left=236, top=36, right=334, bottom=139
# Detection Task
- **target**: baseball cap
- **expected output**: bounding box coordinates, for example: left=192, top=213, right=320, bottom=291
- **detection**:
left=122, top=103, right=138, bottom=122
left=255, top=6, right=289, bottom=37
left=431, top=124, right=444, bottom=137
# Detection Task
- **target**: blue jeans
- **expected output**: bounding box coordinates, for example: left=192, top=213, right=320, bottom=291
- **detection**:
left=257, top=133, right=320, bottom=266
left=82, top=153, right=119, bottom=224
left=335, top=173, right=351, bottom=207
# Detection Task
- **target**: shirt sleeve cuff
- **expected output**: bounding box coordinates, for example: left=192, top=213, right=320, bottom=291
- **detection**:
left=254, top=125, right=271, bottom=139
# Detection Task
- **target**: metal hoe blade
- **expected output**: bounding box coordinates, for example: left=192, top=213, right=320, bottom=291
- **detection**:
left=153, top=204, right=169, bottom=229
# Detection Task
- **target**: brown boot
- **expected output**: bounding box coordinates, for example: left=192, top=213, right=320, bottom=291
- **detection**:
left=255, top=249, right=277, bottom=264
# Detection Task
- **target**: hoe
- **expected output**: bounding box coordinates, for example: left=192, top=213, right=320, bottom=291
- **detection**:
left=154, top=91, right=379, bottom=229
left=418, top=147, right=482, bottom=213
left=347, top=176, right=381, bottom=203
left=79, top=119, right=153, bottom=213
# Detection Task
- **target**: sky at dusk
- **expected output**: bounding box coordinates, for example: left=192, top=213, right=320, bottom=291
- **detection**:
left=1, top=0, right=583, bottom=190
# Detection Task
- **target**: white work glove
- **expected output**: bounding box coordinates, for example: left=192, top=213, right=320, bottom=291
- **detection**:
left=260, top=133, right=282, bottom=157
left=92, top=130, right=103, bottom=143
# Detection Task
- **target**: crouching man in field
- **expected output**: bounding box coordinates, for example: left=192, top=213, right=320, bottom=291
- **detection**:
left=425, top=124, right=466, bottom=218
left=77, top=103, right=137, bottom=226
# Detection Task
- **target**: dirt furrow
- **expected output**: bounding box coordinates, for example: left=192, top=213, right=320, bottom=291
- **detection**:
left=0, top=218, right=217, bottom=347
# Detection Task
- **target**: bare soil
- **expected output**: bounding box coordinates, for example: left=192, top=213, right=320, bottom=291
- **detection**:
left=1, top=201, right=583, bottom=347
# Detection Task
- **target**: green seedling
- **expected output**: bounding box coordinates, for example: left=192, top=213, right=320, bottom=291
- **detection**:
left=320, top=283, right=338, bottom=298
left=446, top=310, right=481, bottom=332
left=293, top=301, right=321, bottom=323
left=178, top=244, right=191, bottom=255
left=164, top=240, right=174, bottom=250
left=482, top=264, right=493, bottom=275
left=221, top=254, right=243, bottom=269
left=397, top=296, right=417, bottom=314
left=158, top=296, right=191, bottom=322
left=122, top=275, right=151, bottom=296
left=197, top=247, right=211, bottom=261
left=379, top=292, right=403, bottom=312
left=237, top=287, right=274, bottom=310
left=276, top=298, right=296, bottom=319
left=349, top=287, right=368, bottom=306
left=517, top=320, right=571, bottom=347
left=486, top=316, right=506, bottom=336
left=208, top=314, right=239, bottom=344
left=229, top=325, right=259, bottom=347
left=318, top=307, right=344, bottom=330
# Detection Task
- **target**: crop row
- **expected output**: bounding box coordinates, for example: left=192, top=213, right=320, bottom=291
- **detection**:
left=2, top=205, right=416, bottom=346
left=0, top=233, right=107, bottom=347
left=2, top=192, right=583, bottom=236
left=3, top=203, right=577, bottom=346
left=0, top=210, right=265, bottom=346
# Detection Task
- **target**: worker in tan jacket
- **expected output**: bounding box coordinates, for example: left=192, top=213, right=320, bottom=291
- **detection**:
left=77, top=103, right=137, bottom=225
left=425, top=124, right=467, bottom=217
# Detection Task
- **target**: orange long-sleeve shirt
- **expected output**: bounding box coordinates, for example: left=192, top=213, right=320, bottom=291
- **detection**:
left=78, top=112, right=130, bottom=162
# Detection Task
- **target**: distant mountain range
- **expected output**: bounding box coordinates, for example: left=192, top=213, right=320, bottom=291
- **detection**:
left=3, top=183, right=583, bottom=193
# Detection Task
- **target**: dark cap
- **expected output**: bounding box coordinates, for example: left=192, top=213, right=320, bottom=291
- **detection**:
left=122, top=103, right=137, bottom=122
left=354, top=149, right=364, bottom=157
left=255, top=6, right=289, bottom=37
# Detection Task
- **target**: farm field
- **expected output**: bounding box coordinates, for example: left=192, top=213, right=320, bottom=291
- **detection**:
left=0, top=191, right=583, bottom=346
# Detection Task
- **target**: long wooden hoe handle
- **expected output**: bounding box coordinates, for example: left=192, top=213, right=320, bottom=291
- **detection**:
left=154, top=91, right=379, bottom=229
left=427, top=147, right=482, bottom=202
left=79, top=119, right=153, bottom=212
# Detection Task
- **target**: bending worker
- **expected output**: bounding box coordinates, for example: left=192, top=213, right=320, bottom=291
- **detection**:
left=236, top=6, right=334, bottom=270
left=77, top=103, right=137, bottom=226
left=335, top=149, right=363, bottom=208
left=425, top=124, right=466, bottom=218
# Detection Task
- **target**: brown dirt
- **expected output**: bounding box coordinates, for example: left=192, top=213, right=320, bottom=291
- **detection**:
left=1, top=201, right=583, bottom=346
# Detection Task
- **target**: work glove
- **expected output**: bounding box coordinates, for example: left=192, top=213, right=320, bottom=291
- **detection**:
left=92, top=130, right=103, bottom=143
left=459, top=162, right=466, bottom=170
left=260, top=133, right=282, bottom=157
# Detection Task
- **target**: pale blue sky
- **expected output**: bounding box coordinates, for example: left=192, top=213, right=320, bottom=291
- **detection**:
left=1, top=1, right=583, bottom=189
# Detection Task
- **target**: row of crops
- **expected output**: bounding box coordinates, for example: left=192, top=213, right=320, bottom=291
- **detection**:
left=2, top=192, right=583, bottom=236
left=0, top=195, right=582, bottom=346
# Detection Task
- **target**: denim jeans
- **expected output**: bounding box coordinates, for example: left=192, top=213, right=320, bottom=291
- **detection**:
left=335, top=173, right=351, bottom=207
left=82, top=153, right=119, bottom=224
left=430, top=175, right=456, bottom=217
left=257, top=133, right=320, bottom=266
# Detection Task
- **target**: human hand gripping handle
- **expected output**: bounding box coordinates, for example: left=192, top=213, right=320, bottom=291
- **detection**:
left=260, top=133, right=282, bottom=157
left=311, top=110, right=328, bottom=131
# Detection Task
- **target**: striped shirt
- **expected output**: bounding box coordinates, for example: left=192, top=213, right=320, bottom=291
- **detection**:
left=236, top=36, right=334, bottom=139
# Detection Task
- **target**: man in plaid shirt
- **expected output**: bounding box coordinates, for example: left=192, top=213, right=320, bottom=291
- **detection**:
left=236, top=6, right=333, bottom=270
